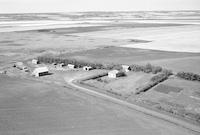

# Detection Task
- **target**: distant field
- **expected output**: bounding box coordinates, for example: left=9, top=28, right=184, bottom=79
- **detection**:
left=146, top=56, right=200, bottom=74
left=65, top=46, right=200, bottom=73
left=73, top=25, right=200, bottom=52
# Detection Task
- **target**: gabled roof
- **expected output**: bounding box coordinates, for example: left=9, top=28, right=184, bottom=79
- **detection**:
left=109, top=70, right=119, bottom=74
left=33, top=67, right=48, bottom=74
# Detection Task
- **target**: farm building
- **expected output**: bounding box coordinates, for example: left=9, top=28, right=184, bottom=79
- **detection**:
left=83, top=66, right=92, bottom=71
left=32, top=59, right=39, bottom=64
left=13, top=62, right=29, bottom=72
left=52, top=63, right=57, bottom=67
left=59, top=63, right=65, bottom=67
left=13, top=62, right=23, bottom=67
left=32, top=67, right=49, bottom=77
left=68, top=64, right=75, bottom=69
left=108, top=70, right=125, bottom=78
left=122, top=65, right=130, bottom=72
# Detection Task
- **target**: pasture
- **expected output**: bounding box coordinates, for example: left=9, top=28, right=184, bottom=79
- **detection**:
left=139, top=77, right=200, bottom=121
left=66, top=46, right=200, bottom=74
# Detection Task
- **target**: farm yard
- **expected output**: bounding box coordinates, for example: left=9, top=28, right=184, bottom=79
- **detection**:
left=83, top=72, right=154, bottom=97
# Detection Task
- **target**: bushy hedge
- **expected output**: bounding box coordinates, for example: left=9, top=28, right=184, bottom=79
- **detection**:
left=176, top=72, right=200, bottom=82
left=135, top=71, right=172, bottom=94
left=130, top=63, right=162, bottom=74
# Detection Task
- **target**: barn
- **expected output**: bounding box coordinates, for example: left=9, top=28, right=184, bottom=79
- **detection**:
left=108, top=70, right=125, bottom=78
left=32, top=67, right=49, bottom=77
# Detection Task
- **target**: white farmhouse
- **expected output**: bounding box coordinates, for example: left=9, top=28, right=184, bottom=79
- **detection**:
left=122, top=65, right=130, bottom=72
left=67, top=64, right=75, bottom=69
left=108, top=70, right=120, bottom=78
left=32, top=59, right=39, bottom=64
left=32, top=67, right=49, bottom=77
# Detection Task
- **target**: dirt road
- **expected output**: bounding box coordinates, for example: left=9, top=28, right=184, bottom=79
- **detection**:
left=66, top=78, right=200, bottom=134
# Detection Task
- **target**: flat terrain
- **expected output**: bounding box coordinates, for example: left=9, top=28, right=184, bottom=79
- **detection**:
left=138, top=77, right=200, bottom=120
left=0, top=75, right=196, bottom=135
left=1, top=11, right=200, bottom=134
left=65, top=46, right=200, bottom=74
left=73, top=25, right=200, bottom=52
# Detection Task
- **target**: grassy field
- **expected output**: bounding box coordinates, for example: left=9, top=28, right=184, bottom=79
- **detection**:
left=65, top=46, right=200, bottom=73
left=84, top=72, right=154, bottom=97
left=0, top=75, right=196, bottom=135
left=138, top=77, right=200, bottom=121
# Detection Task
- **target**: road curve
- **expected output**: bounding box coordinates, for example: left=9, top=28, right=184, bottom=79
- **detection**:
left=67, top=78, right=200, bottom=133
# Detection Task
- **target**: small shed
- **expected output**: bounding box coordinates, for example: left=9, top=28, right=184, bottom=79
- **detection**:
left=122, top=65, right=130, bottom=72
left=13, top=62, right=29, bottom=72
left=32, top=59, right=39, bottom=64
left=58, top=63, right=65, bottom=67
left=14, top=62, right=23, bottom=67
left=83, top=66, right=92, bottom=71
left=108, top=70, right=125, bottom=78
left=32, top=67, right=49, bottom=77
left=68, top=64, right=75, bottom=69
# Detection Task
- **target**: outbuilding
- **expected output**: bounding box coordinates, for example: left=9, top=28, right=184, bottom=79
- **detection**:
left=108, top=70, right=125, bottom=78
left=68, top=64, right=75, bottom=69
left=58, top=63, right=65, bottom=67
left=32, top=67, right=49, bottom=77
left=13, top=62, right=29, bottom=72
left=122, top=65, right=130, bottom=72
left=83, top=66, right=92, bottom=71
left=13, top=62, right=23, bottom=68
left=32, top=59, right=39, bottom=64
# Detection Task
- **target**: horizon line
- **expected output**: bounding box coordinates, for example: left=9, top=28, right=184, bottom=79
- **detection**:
left=0, top=9, right=200, bottom=14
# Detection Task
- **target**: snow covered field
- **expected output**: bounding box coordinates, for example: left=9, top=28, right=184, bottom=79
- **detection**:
left=73, top=25, right=200, bottom=52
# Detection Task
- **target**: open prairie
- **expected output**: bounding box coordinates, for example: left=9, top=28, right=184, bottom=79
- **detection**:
left=65, top=47, right=200, bottom=74
left=0, top=75, right=195, bottom=135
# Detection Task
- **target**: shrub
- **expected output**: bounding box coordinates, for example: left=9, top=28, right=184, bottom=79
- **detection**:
left=37, top=56, right=105, bottom=69
left=130, top=63, right=163, bottom=74
left=161, top=69, right=173, bottom=76
left=176, top=72, right=200, bottom=82
left=135, top=72, right=171, bottom=94
left=152, top=66, right=162, bottom=74
left=151, top=73, right=168, bottom=83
